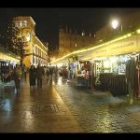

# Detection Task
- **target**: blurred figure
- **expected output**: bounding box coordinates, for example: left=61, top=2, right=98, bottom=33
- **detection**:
left=36, top=64, right=44, bottom=89
left=54, top=65, right=58, bottom=79
left=29, top=65, right=36, bottom=89
left=49, top=67, right=53, bottom=79
left=46, top=67, right=50, bottom=80
left=23, top=65, right=27, bottom=81
left=13, top=64, right=22, bottom=92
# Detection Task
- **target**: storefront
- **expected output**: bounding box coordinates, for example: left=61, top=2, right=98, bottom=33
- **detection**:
left=0, top=52, right=20, bottom=82
left=76, top=61, right=91, bottom=87
left=68, top=55, right=79, bottom=79
left=92, top=55, right=129, bottom=96
left=80, top=32, right=140, bottom=97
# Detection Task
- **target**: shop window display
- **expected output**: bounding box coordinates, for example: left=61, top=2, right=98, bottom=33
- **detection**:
left=0, top=61, right=14, bottom=82
left=94, top=55, right=129, bottom=93
left=77, top=61, right=90, bottom=87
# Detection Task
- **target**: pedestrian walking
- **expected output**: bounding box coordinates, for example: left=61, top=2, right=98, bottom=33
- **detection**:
left=29, top=65, right=36, bottom=89
left=36, top=64, right=44, bottom=89
left=12, top=64, right=22, bottom=92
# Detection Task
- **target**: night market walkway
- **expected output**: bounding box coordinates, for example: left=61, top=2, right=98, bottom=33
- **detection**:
left=0, top=75, right=82, bottom=133
left=1, top=74, right=140, bottom=133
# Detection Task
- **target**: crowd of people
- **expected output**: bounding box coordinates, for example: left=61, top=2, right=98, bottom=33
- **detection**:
left=29, top=64, right=58, bottom=89
left=0, top=63, right=59, bottom=92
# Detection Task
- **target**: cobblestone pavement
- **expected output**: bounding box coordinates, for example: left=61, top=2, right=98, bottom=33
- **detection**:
left=0, top=76, right=82, bottom=133
left=53, top=78, right=140, bottom=133
left=1, top=75, right=140, bottom=133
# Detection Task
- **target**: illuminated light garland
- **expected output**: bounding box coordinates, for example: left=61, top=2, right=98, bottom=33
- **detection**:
left=52, top=28, right=140, bottom=64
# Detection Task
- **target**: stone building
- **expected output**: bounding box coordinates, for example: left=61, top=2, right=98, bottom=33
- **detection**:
left=58, top=10, right=140, bottom=59
left=58, top=27, right=95, bottom=58
left=13, top=16, right=49, bottom=68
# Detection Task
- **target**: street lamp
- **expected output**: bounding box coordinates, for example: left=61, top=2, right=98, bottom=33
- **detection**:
left=111, top=18, right=123, bottom=32
left=111, top=19, right=119, bottom=29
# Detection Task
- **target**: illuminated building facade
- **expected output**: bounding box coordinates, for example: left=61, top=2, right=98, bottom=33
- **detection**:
left=58, top=10, right=140, bottom=59
left=58, top=28, right=95, bottom=58
left=13, top=16, right=48, bottom=68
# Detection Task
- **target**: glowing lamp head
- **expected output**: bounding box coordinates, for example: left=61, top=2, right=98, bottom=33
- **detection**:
left=111, top=19, right=119, bottom=29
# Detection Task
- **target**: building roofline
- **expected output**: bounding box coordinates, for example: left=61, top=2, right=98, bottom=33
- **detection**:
left=35, top=36, right=48, bottom=51
left=13, top=16, right=36, bottom=26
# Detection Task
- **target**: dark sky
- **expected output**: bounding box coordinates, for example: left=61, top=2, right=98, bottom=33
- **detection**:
left=0, top=8, right=139, bottom=50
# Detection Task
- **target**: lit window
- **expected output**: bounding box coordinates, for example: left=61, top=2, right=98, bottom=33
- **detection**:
left=82, top=31, right=85, bottom=36
left=23, top=20, right=27, bottom=27
left=19, top=21, right=22, bottom=27
left=37, top=48, right=38, bottom=55
left=33, top=56, right=34, bottom=63
left=15, top=22, right=18, bottom=27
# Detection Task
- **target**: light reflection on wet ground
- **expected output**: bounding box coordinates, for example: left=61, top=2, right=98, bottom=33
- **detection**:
left=1, top=74, right=140, bottom=133
left=0, top=74, right=82, bottom=133
left=53, top=76, right=140, bottom=133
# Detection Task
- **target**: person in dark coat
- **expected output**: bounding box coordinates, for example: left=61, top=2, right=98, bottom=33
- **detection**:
left=29, top=65, right=36, bottom=88
left=12, top=65, right=22, bottom=91
left=36, top=64, right=44, bottom=89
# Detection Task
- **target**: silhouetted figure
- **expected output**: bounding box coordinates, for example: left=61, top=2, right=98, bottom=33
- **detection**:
left=36, top=64, right=44, bottom=89
left=29, top=65, right=36, bottom=88
left=49, top=67, right=53, bottom=79
left=13, top=64, right=22, bottom=92
left=23, top=66, right=27, bottom=81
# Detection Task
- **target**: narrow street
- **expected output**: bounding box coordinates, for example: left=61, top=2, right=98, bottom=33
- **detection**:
left=0, top=75, right=82, bottom=133
left=1, top=8, right=140, bottom=134
left=1, top=74, right=140, bottom=133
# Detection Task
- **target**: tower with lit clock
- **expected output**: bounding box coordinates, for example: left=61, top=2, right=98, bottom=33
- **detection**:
left=13, top=16, right=49, bottom=68
left=13, top=16, right=36, bottom=67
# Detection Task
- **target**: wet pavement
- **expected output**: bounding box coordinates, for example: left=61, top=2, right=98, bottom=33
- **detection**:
left=54, top=78, right=140, bottom=133
left=1, top=75, right=140, bottom=133
left=0, top=76, right=82, bottom=133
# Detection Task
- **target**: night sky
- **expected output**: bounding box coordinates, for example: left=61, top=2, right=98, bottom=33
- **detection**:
left=0, top=8, right=139, bottom=50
